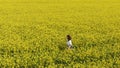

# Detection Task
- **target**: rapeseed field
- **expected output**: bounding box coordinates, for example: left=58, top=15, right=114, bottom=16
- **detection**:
left=0, top=0, right=120, bottom=68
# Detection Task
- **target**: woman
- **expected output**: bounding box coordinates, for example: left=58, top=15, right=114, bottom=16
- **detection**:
left=66, top=35, right=73, bottom=49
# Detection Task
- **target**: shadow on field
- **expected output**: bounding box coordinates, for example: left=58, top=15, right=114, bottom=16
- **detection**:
left=58, top=43, right=66, bottom=51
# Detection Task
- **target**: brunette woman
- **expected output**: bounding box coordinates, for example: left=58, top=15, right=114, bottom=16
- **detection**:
left=66, top=35, right=73, bottom=49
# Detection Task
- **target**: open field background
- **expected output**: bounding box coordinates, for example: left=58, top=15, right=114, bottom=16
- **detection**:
left=0, top=0, right=120, bottom=68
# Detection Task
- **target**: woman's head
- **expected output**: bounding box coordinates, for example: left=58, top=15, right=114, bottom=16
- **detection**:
left=67, top=35, right=71, bottom=41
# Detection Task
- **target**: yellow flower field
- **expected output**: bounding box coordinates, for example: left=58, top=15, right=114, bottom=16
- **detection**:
left=0, top=0, right=120, bottom=68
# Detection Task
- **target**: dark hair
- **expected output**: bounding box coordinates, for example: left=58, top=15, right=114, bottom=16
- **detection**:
left=67, top=35, right=72, bottom=41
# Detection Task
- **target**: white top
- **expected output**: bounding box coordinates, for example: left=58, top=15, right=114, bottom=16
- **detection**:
left=67, top=40, right=72, bottom=46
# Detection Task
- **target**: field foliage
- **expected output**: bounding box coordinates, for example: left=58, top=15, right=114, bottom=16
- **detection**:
left=0, top=0, right=120, bottom=68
